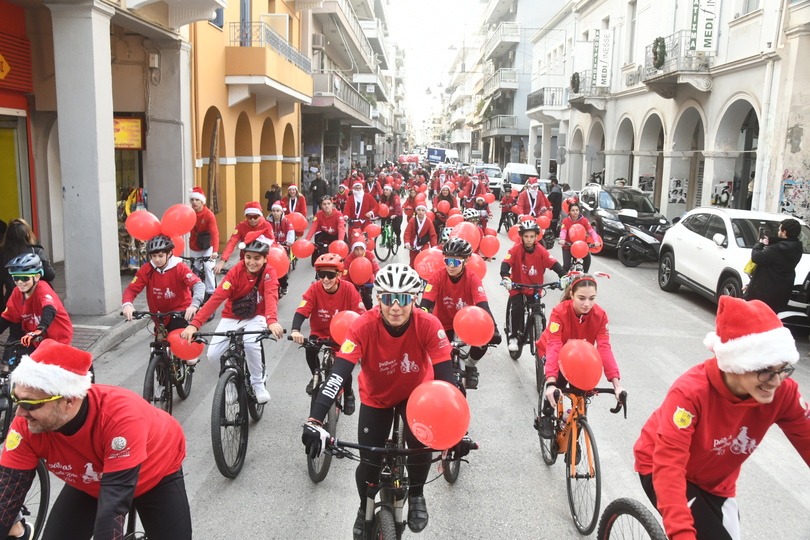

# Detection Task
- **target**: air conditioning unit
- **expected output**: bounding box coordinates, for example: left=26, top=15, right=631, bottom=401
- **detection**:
left=312, top=33, right=326, bottom=50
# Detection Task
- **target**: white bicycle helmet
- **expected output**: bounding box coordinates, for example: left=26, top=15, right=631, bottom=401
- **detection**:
left=374, top=263, right=423, bottom=294
left=462, top=208, right=479, bottom=221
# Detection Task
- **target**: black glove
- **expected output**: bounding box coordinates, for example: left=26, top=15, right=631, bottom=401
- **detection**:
left=447, top=436, right=475, bottom=460
left=302, top=422, right=329, bottom=459
left=489, top=328, right=502, bottom=346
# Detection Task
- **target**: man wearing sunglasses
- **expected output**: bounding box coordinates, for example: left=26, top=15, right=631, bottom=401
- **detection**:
left=0, top=254, right=72, bottom=363
left=290, top=254, right=365, bottom=414
left=420, top=238, right=501, bottom=389
left=214, top=202, right=271, bottom=275
left=0, top=339, right=191, bottom=539
left=634, top=296, right=810, bottom=540
left=302, top=264, right=470, bottom=539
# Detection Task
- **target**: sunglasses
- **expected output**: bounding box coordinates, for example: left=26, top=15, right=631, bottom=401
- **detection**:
left=12, top=274, right=37, bottom=283
left=247, top=215, right=261, bottom=220
left=444, top=257, right=464, bottom=267
left=379, top=293, right=415, bottom=307
left=317, top=270, right=338, bottom=280
left=755, top=365, right=795, bottom=383
left=11, top=389, right=64, bottom=411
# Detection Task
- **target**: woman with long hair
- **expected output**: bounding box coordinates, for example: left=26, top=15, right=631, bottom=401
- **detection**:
left=0, top=218, right=56, bottom=311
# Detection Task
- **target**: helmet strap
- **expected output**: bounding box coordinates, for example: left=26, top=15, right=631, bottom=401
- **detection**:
left=381, top=308, right=412, bottom=336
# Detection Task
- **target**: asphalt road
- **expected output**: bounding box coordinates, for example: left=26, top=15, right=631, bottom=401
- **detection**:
left=85, top=221, right=810, bottom=540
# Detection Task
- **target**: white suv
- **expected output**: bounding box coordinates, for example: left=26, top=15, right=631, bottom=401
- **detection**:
left=474, top=164, right=503, bottom=197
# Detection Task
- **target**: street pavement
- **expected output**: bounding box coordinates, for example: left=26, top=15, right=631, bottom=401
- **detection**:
left=31, top=214, right=810, bottom=539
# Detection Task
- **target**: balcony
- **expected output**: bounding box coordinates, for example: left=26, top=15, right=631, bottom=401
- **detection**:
left=450, top=128, right=471, bottom=145
left=482, top=22, right=520, bottom=62
left=295, top=0, right=324, bottom=10
left=483, top=68, right=519, bottom=98
left=482, top=115, right=518, bottom=138
left=526, top=87, right=568, bottom=123
left=482, top=0, right=514, bottom=26
left=225, top=22, right=313, bottom=116
left=128, top=0, right=226, bottom=28
left=568, top=69, right=608, bottom=114
left=360, top=18, right=390, bottom=69
left=309, top=70, right=372, bottom=125
left=450, top=84, right=470, bottom=107
left=450, top=107, right=468, bottom=126
left=642, top=30, right=714, bottom=99
left=352, top=64, right=391, bottom=103
left=312, top=0, right=376, bottom=72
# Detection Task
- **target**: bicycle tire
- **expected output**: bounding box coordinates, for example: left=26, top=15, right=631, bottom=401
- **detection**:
left=566, top=418, right=601, bottom=535
left=375, top=230, right=392, bottom=262
left=505, top=310, right=521, bottom=360
left=172, top=354, right=194, bottom=400
left=307, top=400, right=338, bottom=483
left=536, top=395, right=558, bottom=466
left=372, top=508, right=398, bottom=540
left=543, top=228, right=556, bottom=250
left=0, top=381, right=13, bottom=441
left=143, top=354, right=173, bottom=415
left=211, top=369, right=249, bottom=478
left=247, top=345, right=267, bottom=422
left=597, top=497, right=667, bottom=540
left=24, top=460, right=49, bottom=540
left=441, top=454, right=461, bottom=483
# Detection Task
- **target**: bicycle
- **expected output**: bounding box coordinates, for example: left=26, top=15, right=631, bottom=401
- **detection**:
left=126, top=311, right=195, bottom=415
left=504, top=281, right=561, bottom=361
left=596, top=497, right=666, bottom=540
left=533, top=376, right=627, bottom=535
left=192, top=328, right=277, bottom=478
left=179, top=255, right=217, bottom=305
left=0, top=341, right=50, bottom=540
left=497, top=204, right=517, bottom=233
left=562, top=242, right=597, bottom=274
left=375, top=217, right=400, bottom=262
left=283, top=242, right=297, bottom=273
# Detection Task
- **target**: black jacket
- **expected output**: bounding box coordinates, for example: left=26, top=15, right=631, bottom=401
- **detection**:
left=746, top=237, right=803, bottom=313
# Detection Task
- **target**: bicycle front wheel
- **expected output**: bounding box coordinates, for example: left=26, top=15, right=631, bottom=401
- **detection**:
left=143, top=354, right=173, bottom=414
left=529, top=312, right=544, bottom=356
left=441, top=454, right=461, bottom=483
left=172, top=354, right=194, bottom=400
left=375, top=231, right=392, bottom=262
left=536, top=394, right=558, bottom=466
left=597, top=498, right=666, bottom=540
left=0, top=381, right=13, bottom=440
left=211, top=369, right=249, bottom=478
left=566, top=418, right=601, bottom=535
left=23, top=460, right=49, bottom=540
left=307, top=400, right=338, bottom=483
left=372, top=508, right=398, bottom=540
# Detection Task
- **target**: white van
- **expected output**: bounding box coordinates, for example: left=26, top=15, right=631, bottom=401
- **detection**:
left=502, top=163, right=540, bottom=186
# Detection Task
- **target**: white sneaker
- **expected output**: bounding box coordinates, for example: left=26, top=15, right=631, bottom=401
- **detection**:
left=184, top=357, right=199, bottom=366
left=225, top=383, right=238, bottom=405
left=253, top=382, right=270, bottom=404
left=508, top=338, right=519, bottom=352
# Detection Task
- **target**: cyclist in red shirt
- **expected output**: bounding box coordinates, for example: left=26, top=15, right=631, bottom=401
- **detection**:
left=379, top=185, right=403, bottom=246
left=0, top=339, right=190, bottom=540
left=306, top=196, right=345, bottom=245
left=266, top=202, right=295, bottom=296
left=345, top=182, right=379, bottom=235
left=214, top=202, right=271, bottom=274
left=342, top=238, right=380, bottom=310
left=497, top=182, right=517, bottom=233
left=403, top=205, right=437, bottom=269
left=302, top=264, right=471, bottom=539
left=290, top=254, right=365, bottom=414
left=516, top=177, right=551, bottom=218
left=559, top=201, right=600, bottom=272
left=332, top=184, right=349, bottom=213
left=188, top=187, right=220, bottom=295
left=420, top=239, right=501, bottom=389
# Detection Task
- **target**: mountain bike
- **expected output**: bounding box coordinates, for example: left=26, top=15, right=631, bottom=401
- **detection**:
left=180, top=255, right=217, bottom=305
left=126, top=311, right=195, bottom=415
left=596, top=497, right=666, bottom=540
left=375, top=217, right=400, bottom=262
left=504, top=281, right=561, bottom=361
left=497, top=204, right=516, bottom=233
left=534, top=377, right=627, bottom=535
left=193, top=329, right=277, bottom=478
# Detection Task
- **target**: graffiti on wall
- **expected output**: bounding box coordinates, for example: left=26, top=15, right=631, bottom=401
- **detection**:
left=779, top=170, right=810, bottom=223
left=668, top=178, right=688, bottom=204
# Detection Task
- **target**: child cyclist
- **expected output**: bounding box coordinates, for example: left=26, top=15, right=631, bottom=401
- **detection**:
left=266, top=202, right=295, bottom=296
left=122, top=235, right=204, bottom=362
left=559, top=201, right=600, bottom=272
left=535, top=274, right=625, bottom=438
left=342, top=237, right=380, bottom=310
left=214, top=202, right=271, bottom=274
left=500, top=221, right=566, bottom=353
left=420, top=238, right=501, bottom=389
left=180, top=232, right=284, bottom=403
left=290, top=253, right=365, bottom=415
left=0, top=254, right=73, bottom=362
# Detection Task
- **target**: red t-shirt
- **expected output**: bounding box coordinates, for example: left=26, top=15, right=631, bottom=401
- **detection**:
left=633, top=358, right=810, bottom=540
left=560, top=216, right=597, bottom=244
left=220, top=219, right=272, bottom=261
left=122, top=258, right=200, bottom=313
left=306, top=210, right=345, bottom=240
left=189, top=206, right=220, bottom=252
left=422, top=269, right=488, bottom=330
left=1, top=385, right=186, bottom=497
left=2, top=281, right=72, bottom=344
left=337, top=308, right=451, bottom=408
left=296, top=280, right=365, bottom=339
left=191, top=262, right=279, bottom=327
left=502, top=243, right=559, bottom=296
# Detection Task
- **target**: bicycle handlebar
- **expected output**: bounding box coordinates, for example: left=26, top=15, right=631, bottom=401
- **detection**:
left=510, top=281, right=561, bottom=291
left=326, top=437, right=479, bottom=457
left=610, top=391, right=628, bottom=418
left=287, top=335, right=339, bottom=349
left=123, top=310, right=186, bottom=320
left=191, top=328, right=285, bottom=344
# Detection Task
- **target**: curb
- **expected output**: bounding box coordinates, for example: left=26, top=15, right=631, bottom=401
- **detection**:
left=87, top=318, right=149, bottom=358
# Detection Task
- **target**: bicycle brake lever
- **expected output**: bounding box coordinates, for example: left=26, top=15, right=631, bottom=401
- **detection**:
left=609, top=391, right=628, bottom=418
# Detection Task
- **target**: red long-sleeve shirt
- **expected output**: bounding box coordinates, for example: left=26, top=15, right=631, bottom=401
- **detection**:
left=403, top=216, right=437, bottom=250
left=191, top=262, right=279, bottom=327
left=306, top=210, right=345, bottom=240
left=502, top=243, right=560, bottom=296
left=122, top=257, right=200, bottom=313
left=295, top=280, right=365, bottom=339
left=517, top=189, right=551, bottom=217
left=190, top=206, right=220, bottom=252
left=560, top=216, right=598, bottom=244
left=220, top=220, right=272, bottom=261
left=344, top=193, right=379, bottom=221
left=266, top=216, right=295, bottom=245
left=379, top=194, right=403, bottom=217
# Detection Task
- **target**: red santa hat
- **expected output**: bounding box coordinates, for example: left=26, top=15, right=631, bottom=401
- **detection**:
left=352, top=181, right=364, bottom=189
left=244, top=202, right=263, bottom=216
left=12, top=339, right=93, bottom=398
left=238, top=231, right=273, bottom=250
left=527, top=177, right=539, bottom=185
left=189, top=186, right=206, bottom=204
left=271, top=202, right=284, bottom=211
left=703, top=296, right=798, bottom=374
left=337, top=184, right=347, bottom=192
left=415, top=204, right=428, bottom=211
left=288, top=184, right=299, bottom=193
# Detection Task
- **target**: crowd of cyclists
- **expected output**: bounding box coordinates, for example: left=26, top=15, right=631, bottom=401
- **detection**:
left=0, top=160, right=807, bottom=540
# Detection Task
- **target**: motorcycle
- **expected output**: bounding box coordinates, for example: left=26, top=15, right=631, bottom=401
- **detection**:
left=616, top=218, right=669, bottom=267
left=778, top=270, right=810, bottom=333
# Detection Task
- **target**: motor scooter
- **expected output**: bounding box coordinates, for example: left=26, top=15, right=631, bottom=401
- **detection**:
left=616, top=218, right=668, bottom=267
left=778, top=270, right=810, bottom=334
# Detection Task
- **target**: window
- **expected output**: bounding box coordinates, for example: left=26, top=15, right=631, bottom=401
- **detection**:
left=210, top=8, right=224, bottom=29
left=703, top=216, right=727, bottom=242
left=742, top=0, right=759, bottom=14
left=627, top=1, right=637, bottom=64
left=682, top=213, right=710, bottom=234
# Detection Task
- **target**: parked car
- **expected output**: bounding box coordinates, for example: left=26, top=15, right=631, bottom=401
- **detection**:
left=475, top=164, right=503, bottom=197
left=657, top=207, right=810, bottom=302
left=577, top=183, right=668, bottom=249
left=502, top=162, right=540, bottom=187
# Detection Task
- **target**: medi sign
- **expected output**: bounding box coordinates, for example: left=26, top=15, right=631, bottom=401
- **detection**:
left=690, top=0, right=720, bottom=53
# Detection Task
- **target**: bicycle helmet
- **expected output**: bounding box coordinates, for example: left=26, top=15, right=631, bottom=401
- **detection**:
left=462, top=208, right=479, bottom=221
left=145, top=235, right=175, bottom=254
left=440, top=227, right=453, bottom=244
left=5, top=253, right=43, bottom=275
left=442, top=238, right=472, bottom=258
left=519, top=221, right=541, bottom=235
left=314, top=253, right=345, bottom=273
left=242, top=238, right=271, bottom=255
left=374, top=263, right=422, bottom=294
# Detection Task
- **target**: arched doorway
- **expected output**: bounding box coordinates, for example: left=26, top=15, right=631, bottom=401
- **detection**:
left=671, top=106, right=706, bottom=214
left=281, top=123, right=297, bottom=190
left=567, top=127, right=584, bottom=190
left=586, top=122, right=606, bottom=184
left=614, top=117, right=634, bottom=186
left=200, top=107, right=227, bottom=241
left=234, top=112, right=255, bottom=209
left=715, top=99, right=758, bottom=210
left=260, top=118, right=278, bottom=202
left=638, top=113, right=665, bottom=207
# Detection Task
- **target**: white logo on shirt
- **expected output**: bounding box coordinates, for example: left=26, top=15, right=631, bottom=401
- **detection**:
left=400, top=353, right=420, bottom=374
left=164, top=288, right=176, bottom=299
left=712, top=426, right=758, bottom=456
left=82, top=462, right=102, bottom=483
left=111, top=437, right=127, bottom=451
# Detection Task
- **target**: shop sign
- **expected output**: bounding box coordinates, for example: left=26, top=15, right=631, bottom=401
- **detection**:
left=690, top=0, right=720, bottom=53
left=595, top=30, right=613, bottom=88
left=114, top=117, right=145, bottom=150
left=0, top=33, right=33, bottom=92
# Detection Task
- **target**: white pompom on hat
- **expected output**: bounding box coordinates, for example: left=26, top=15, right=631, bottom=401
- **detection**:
left=12, top=339, right=93, bottom=398
left=704, top=296, right=798, bottom=374
left=189, top=187, right=206, bottom=204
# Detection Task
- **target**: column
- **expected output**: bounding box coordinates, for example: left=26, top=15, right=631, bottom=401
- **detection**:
left=700, top=151, right=738, bottom=208
left=47, top=0, right=118, bottom=315
left=541, top=123, right=552, bottom=178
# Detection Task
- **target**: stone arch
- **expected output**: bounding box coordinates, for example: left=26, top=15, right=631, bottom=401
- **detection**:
left=260, top=118, right=278, bottom=199
left=713, top=96, right=759, bottom=209
left=613, top=116, right=635, bottom=186
left=200, top=107, right=228, bottom=239
left=638, top=112, right=665, bottom=206
left=234, top=112, right=255, bottom=209
left=669, top=105, right=707, bottom=213
left=586, top=120, right=606, bottom=184
left=567, top=127, right=584, bottom=190
left=281, top=123, right=297, bottom=189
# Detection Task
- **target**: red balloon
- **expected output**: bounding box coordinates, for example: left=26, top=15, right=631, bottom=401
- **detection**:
left=562, top=199, right=571, bottom=214
left=544, top=210, right=553, bottom=220
left=171, top=236, right=185, bottom=257
left=453, top=305, right=494, bottom=346
left=511, top=188, right=518, bottom=198
left=415, top=193, right=427, bottom=203
left=329, top=240, right=349, bottom=258
left=511, top=205, right=521, bottom=215
left=427, top=211, right=435, bottom=221
left=161, top=204, right=196, bottom=237
left=519, top=215, right=536, bottom=223
left=418, top=184, right=428, bottom=193
left=590, top=234, right=604, bottom=254
left=414, top=248, right=444, bottom=280
left=450, top=222, right=481, bottom=251
left=378, top=204, right=390, bottom=218
left=559, top=340, right=603, bottom=391
left=267, top=246, right=289, bottom=277
left=568, top=223, right=586, bottom=242
left=467, top=253, right=487, bottom=280
left=365, top=238, right=376, bottom=251
left=406, top=380, right=470, bottom=450
left=349, top=257, right=373, bottom=285
left=125, top=210, right=162, bottom=241
left=167, top=329, right=204, bottom=361
left=288, top=212, right=308, bottom=233
left=570, top=240, right=589, bottom=259
left=508, top=225, right=520, bottom=243
left=446, top=214, right=464, bottom=228
left=485, top=228, right=497, bottom=237
left=437, top=200, right=451, bottom=214
left=537, top=215, right=551, bottom=229
left=330, top=311, right=360, bottom=344
left=484, top=193, right=496, bottom=204
left=385, top=175, right=393, bottom=183
left=364, top=223, right=381, bottom=238
left=448, top=208, right=461, bottom=216
left=291, top=239, right=316, bottom=258
left=479, top=236, right=500, bottom=258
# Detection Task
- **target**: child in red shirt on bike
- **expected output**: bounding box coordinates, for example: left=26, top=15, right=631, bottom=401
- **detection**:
left=215, top=202, right=271, bottom=274
left=342, top=238, right=380, bottom=310
left=497, top=182, right=517, bottom=233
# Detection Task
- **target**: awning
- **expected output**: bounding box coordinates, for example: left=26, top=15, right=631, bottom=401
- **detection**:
left=474, top=96, right=493, bottom=123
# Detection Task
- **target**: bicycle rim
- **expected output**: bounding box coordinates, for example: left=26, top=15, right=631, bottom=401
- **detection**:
left=211, top=370, right=249, bottom=478
left=537, top=395, right=558, bottom=466
left=307, top=401, right=338, bottom=483
left=143, top=354, right=173, bottom=415
left=441, top=455, right=461, bottom=483
left=375, top=232, right=392, bottom=261
left=597, top=498, right=667, bottom=540
left=24, top=460, right=49, bottom=540
left=0, top=382, right=13, bottom=440
left=172, top=355, right=194, bottom=400
left=566, top=418, right=601, bottom=535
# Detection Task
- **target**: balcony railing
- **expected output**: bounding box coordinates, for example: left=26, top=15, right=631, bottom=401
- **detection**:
left=313, top=70, right=371, bottom=118
left=569, top=69, right=609, bottom=99
left=482, top=22, right=520, bottom=61
left=483, top=68, right=519, bottom=97
left=483, top=115, right=517, bottom=132
left=526, top=87, right=567, bottom=110
left=360, top=18, right=390, bottom=68
left=229, top=22, right=312, bottom=73
left=643, top=30, right=714, bottom=81
left=320, top=0, right=376, bottom=66
left=450, top=108, right=468, bottom=125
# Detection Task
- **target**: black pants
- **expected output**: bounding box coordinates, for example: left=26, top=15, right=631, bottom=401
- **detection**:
left=42, top=468, right=192, bottom=540
left=562, top=249, right=592, bottom=273
left=445, top=329, right=486, bottom=362
left=506, top=294, right=529, bottom=340
left=355, top=402, right=431, bottom=505
left=305, top=340, right=353, bottom=391
left=383, top=216, right=403, bottom=244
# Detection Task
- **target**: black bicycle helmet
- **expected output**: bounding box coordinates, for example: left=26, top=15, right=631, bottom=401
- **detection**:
left=145, top=235, right=175, bottom=254
left=519, top=221, right=541, bottom=235
left=242, top=239, right=270, bottom=255
left=442, top=238, right=472, bottom=258
left=5, top=253, right=43, bottom=275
